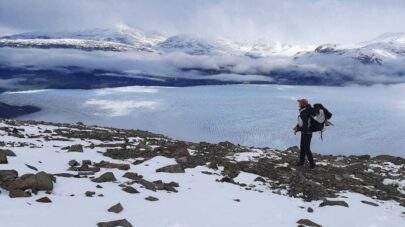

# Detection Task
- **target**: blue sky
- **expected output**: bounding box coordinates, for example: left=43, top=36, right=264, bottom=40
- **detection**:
left=1, top=0, right=405, bottom=44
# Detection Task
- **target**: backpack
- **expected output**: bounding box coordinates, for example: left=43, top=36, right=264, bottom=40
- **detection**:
left=310, top=103, right=333, bottom=139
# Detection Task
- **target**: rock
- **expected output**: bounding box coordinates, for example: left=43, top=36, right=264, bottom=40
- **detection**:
left=68, top=144, right=83, bottom=152
left=54, top=173, right=75, bottom=178
left=9, top=189, right=31, bottom=198
left=297, top=219, right=322, bottom=227
left=319, top=199, right=349, bottom=208
left=122, top=186, right=139, bottom=194
left=307, top=207, right=314, bottom=213
left=0, top=170, right=18, bottom=186
left=92, top=172, right=117, bottom=183
left=25, top=164, right=38, bottom=171
left=36, top=196, right=52, bottom=203
left=122, top=172, right=142, bottom=180
left=361, top=200, right=379, bottom=207
left=35, top=171, right=54, bottom=191
left=96, top=185, right=103, bottom=189
left=68, top=160, right=79, bottom=167
left=134, top=178, right=156, bottom=191
left=254, top=177, right=266, bottom=183
left=107, top=203, right=123, bottom=213
left=145, top=196, right=159, bottom=201
left=85, top=191, right=96, bottom=197
left=82, top=160, right=92, bottom=165
left=95, top=161, right=130, bottom=171
left=9, top=174, right=37, bottom=191
left=97, top=219, right=133, bottom=227
left=156, top=164, right=185, bottom=173
left=0, top=152, right=8, bottom=164
left=233, top=199, right=240, bottom=202
left=0, top=149, right=16, bottom=156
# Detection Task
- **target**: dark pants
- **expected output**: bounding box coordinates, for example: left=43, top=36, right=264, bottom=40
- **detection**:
left=299, top=133, right=315, bottom=166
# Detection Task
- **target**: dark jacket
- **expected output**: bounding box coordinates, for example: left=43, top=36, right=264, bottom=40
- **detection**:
left=296, top=104, right=314, bottom=134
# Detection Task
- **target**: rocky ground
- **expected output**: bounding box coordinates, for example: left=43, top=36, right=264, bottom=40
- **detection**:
left=0, top=119, right=404, bottom=227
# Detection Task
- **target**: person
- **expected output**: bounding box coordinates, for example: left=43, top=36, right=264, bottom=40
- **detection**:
left=293, top=99, right=316, bottom=169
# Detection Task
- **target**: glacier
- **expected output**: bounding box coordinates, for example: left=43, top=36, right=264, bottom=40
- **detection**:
left=1, top=84, right=404, bottom=157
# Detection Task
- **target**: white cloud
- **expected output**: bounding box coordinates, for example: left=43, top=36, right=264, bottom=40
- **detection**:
left=84, top=99, right=159, bottom=117
left=1, top=0, right=405, bottom=44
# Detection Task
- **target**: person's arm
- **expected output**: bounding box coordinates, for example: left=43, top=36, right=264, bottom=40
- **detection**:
left=299, top=111, right=311, bottom=133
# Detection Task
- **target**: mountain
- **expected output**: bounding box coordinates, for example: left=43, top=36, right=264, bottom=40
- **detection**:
left=1, top=28, right=405, bottom=86
left=0, top=26, right=166, bottom=52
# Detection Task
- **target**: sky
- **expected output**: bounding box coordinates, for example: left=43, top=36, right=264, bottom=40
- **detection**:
left=1, top=0, right=405, bottom=44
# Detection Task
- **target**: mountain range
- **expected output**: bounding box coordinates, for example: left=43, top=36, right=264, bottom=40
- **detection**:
left=1, top=26, right=405, bottom=87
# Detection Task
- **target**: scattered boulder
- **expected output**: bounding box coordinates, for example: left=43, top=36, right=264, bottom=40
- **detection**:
left=319, top=199, right=349, bottom=208
left=36, top=196, right=52, bottom=203
left=35, top=171, right=55, bottom=191
left=156, top=164, right=185, bottom=173
left=92, top=172, right=117, bottom=183
left=85, top=191, right=96, bottom=197
left=145, top=196, right=159, bottom=201
left=307, top=207, right=314, bottom=213
left=68, top=144, right=83, bottom=152
left=9, top=189, right=31, bottom=198
left=97, top=219, right=133, bottom=227
left=361, top=200, right=379, bottom=207
left=0, top=152, right=8, bottom=164
left=122, top=186, right=139, bottom=194
left=0, top=170, right=18, bottom=187
left=68, top=160, right=79, bottom=167
left=95, top=161, right=130, bottom=171
left=297, top=219, right=322, bottom=227
left=122, top=172, right=142, bottom=180
left=0, top=149, right=16, bottom=157
left=107, top=203, right=123, bottom=213
left=25, top=164, right=38, bottom=171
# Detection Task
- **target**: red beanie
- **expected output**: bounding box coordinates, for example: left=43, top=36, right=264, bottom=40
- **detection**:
left=297, top=99, right=309, bottom=107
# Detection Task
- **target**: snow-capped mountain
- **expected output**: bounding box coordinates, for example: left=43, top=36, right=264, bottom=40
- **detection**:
left=297, top=33, right=405, bottom=65
left=0, top=26, right=165, bottom=52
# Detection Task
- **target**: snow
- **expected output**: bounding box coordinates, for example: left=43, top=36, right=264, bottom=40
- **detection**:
left=0, top=121, right=404, bottom=227
left=2, top=84, right=405, bottom=157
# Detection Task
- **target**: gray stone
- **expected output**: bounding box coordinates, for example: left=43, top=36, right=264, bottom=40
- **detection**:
left=97, top=219, right=133, bottom=227
left=0, top=149, right=16, bottom=156
left=361, top=200, right=379, bottom=207
left=122, top=186, right=139, bottom=194
left=297, top=219, right=322, bottom=227
left=68, top=144, right=83, bottom=152
left=145, top=196, right=159, bottom=201
left=9, top=189, right=31, bottom=198
left=36, top=196, right=52, bottom=203
left=0, top=170, right=18, bottom=184
left=319, top=199, right=349, bottom=208
left=0, top=152, right=8, bottom=164
left=35, top=171, right=54, bottom=191
left=25, top=164, right=38, bottom=171
left=156, top=164, right=185, bottom=173
left=92, top=172, right=117, bottom=183
left=307, top=207, right=314, bottom=213
left=85, top=191, right=96, bottom=197
left=107, top=203, right=123, bottom=213
left=68, top=160, right=79, bottom=167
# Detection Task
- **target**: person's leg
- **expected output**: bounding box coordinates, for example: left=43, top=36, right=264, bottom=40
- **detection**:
left=298, top=133, right=306, bottom=165
left=304, top=133, right=315, bottom=168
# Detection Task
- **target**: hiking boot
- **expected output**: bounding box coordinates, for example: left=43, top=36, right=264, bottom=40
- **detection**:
left=309, top=164, right=316, bottom=170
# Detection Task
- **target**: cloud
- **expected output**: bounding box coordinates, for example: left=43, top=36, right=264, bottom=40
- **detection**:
left=84, top=99, right=159, bottom=117
left=1, top=0, right=405, bottom=44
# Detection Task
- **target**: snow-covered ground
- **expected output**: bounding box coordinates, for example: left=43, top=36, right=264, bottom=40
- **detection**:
left=0, top=120, right=404, bottom=227
left=2, top=84, right=405, bottom=157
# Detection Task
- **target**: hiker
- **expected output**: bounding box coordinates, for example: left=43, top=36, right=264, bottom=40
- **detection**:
left=293, top=99, right=316, bottom=169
